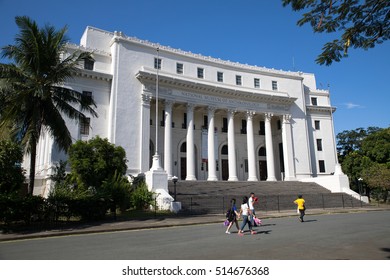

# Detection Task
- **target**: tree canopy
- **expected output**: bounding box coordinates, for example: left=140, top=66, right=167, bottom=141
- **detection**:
left=283, top=0, right=390, bottom=65
left=68, top=136, right=128, bottom=190
left=337, top=126, right=390, bottom=202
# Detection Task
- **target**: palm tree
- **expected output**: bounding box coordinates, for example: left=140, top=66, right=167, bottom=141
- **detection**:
left=0, top=16, right=98, bottom=195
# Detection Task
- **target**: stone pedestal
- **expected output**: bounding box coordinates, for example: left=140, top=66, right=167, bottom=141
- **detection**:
left=145, top=154, right=174, bottom=211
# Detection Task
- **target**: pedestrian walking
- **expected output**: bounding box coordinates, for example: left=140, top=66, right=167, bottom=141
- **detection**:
left=238, top=196, right=256, bottom=236
left=248, top=192, right=258, bottom=226
left=225, top=198, right=240, bottom=234
left=294, top=194, right=306, bottom=222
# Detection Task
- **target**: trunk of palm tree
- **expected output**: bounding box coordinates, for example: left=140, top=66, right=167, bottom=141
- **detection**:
left=28, top=138, right=37, bottom=195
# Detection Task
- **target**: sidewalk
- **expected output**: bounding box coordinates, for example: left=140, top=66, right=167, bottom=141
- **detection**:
left=1, top=207, right=388, bottom=242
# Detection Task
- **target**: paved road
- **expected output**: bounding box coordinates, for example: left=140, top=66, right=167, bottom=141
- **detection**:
left=1, top=211, right=389, bottom=260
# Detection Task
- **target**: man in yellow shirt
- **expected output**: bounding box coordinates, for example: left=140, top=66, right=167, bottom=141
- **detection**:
left=294, top=195, right=306, bottom=222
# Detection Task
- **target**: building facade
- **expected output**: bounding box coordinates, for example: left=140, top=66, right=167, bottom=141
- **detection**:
left=29, top=26, right=343, bottom=196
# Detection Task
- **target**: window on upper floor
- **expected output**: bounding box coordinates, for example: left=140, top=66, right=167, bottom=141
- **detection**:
left=259, top=121, right=265, bottom=135
left=81, top=91, right=93, bottom=105
left=79, top=117, right=90, bottom=135
left=311, top=97, right=318, bottom=106
left=317, top=139, right=323, bottom=151
left=176, top=63, right=183, bottom=74
left=154, top=58, right=162, bottom=70
left=315, top=120, right=320, bottom=130
left=197, top=67, right=204, bottom=79
left=319, top=160, right=326, bottom=173
left=182, top=112, right=187, bottom=129
left=84, top=58, right=94, bottom=70
left=222, top=117, right=228, bottom=133
left=277, top=119, right=282, bottom=130
left=236, top=75, right=242, bottom=86
left=272, top=81, right=278, bottom=91
left=203, top=115, right=208, bottom=129
left=254, top=78, right=260, bottom=88
left=241, top=119, right=247, bottom=134
left=217, top=71, right=224, bottom=82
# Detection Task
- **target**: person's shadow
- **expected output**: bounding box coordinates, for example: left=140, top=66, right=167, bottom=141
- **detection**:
left=302, top=219, right=317, bottom=223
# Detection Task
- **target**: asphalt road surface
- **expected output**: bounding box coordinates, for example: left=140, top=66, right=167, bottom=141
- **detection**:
left=1, top=211, right=389, bottom=260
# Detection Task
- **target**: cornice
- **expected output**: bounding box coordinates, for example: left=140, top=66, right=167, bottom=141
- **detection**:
left=136, top=68, right=297, bottom=106
left=73, top=69, right=112, bottom=82
left=65, top=43, right=111, bottom=57
left=306, top=105, right=336, bottom=113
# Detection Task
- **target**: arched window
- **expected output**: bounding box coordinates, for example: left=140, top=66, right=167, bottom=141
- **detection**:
left=221, top=145, right=228, bottom=155
left=180, top=142, right=186, bottom=153
left=259, top=147, right=266, bottom=156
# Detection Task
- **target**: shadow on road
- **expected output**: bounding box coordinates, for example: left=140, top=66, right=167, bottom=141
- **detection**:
left=380, top=248, right=390, bottom=259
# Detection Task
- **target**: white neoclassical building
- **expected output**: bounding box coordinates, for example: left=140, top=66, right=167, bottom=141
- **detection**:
left=28, top=26, right=356, bottom=201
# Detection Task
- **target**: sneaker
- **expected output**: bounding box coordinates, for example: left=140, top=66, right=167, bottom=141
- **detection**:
left=225, top=231, right=231, bottom=234
left=251, top=231, right=257, bottom=235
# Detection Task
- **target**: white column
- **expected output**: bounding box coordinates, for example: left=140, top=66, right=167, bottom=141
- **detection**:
left=282, top=114, right=296, bottom=181
left=265, top=113, right=276, bottom=181
left=246, top=111, right=258, bottom=181
left=140, top=94, right=151, bottom=172
left=164, top=100, right=173, bottom=180
left=227, top=109, right=238, bottom=181
left=207, top=106, right=218, bottom=181
left=186, top=103, right=196, bottom=180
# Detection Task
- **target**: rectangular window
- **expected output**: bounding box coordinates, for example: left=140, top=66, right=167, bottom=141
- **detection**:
left=319, top=160, right=326, bottom=173
left=176, top=63, right=183, bottom=74
left=259, top=121, right=265, bottom=135
left=203, top=115, right=208, bottom=129
left=82, top=91, right=93, bottom=104
left=241, top=119, right=247, bottom=134
left=236, top=75, right=242, bottom=86
left=160, top=110, right=165, bottom=126
left=154, top=58, right=161, bottom=69
left=254, top=78, right=260, bottom=88
left=182, top=113, right=187, bottom=129
left=272, top=81, right=278, bottom=91
left=317, top=139, right=323, bottom=151
left=315, top=120, right=320, bottom=130
left=217, top=71, right=224, bottom=82
left=222, top=117, right=228, bottom=133
left=244, top=159, right=248, bottom=173
left=80, top=117, right=90, bottom=135
left=311, top=97, right=318, bottom=106
left=84, top=58, right=94, bottom=70
left=197, top=68, right=204, bottom=79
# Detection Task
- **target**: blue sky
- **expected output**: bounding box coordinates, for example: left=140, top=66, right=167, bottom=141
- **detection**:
left=1, top=0, right=389, bottom=135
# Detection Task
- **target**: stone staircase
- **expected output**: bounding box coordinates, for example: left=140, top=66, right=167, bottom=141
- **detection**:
left=167, top=181, right=367, bottom=214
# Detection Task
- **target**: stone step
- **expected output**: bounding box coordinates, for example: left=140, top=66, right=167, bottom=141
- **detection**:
left=167, top=181, right=366, bottom=214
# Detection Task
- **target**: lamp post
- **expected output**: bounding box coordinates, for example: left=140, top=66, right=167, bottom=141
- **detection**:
left=358, top=177, right=363, bottom=207
left=172, top=176, right=178, bottom=201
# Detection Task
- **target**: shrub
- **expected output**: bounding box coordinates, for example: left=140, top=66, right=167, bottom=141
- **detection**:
left=130, top=181, right=155, bottom=210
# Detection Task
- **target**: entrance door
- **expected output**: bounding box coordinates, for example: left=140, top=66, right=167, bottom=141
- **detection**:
left=180, top=157, right=186, bottom=180
left=221, top=159, right=229, bottom=181
left=259, top=160, right=267, bottom=181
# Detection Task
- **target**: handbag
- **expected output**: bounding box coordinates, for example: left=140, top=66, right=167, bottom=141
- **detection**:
left=224, top=219, right=230, bottom=226
left=253, top=217, right=262, bottom=226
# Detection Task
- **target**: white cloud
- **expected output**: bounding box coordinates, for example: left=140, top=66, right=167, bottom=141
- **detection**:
left=345, top=103, right=363, bottom=109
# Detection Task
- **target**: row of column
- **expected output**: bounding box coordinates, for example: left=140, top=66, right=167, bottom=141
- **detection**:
left=159, top=100, right=295, bottom=181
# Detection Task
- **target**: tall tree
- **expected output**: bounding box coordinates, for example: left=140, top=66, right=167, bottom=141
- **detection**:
left=0, top=16, right=97, bottom=195
left=283, top=0, right=390, bottom=65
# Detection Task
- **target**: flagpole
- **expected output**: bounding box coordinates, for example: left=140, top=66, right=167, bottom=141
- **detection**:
left=155, top=47, right=159, bottom=156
